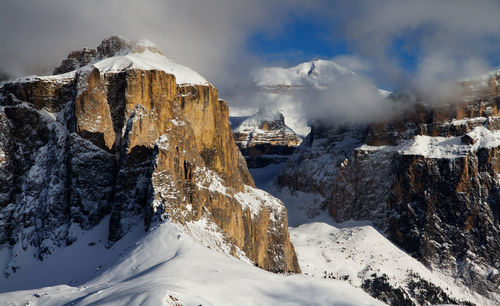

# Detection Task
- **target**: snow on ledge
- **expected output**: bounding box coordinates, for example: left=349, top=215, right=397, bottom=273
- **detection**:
left=5, top=70, right=77, bottom=85
left=234, top=185, right=285, bottom=221
left=358, top=126, right=500, bottom=159
left=194, top=167, right=285, bottom=220
left=400, top=127, right=500, bottom=158
left=92, top=51, right=209, bottom=86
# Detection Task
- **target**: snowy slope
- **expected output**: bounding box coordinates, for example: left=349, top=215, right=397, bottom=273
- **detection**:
left=358, top=125, right=500, bottom=159
left=90, top=38, right=208, bottom=85
left=290, top=222, right=492, bottom=306
left=249, top=164, right=495, bottom=306
left=0, top=219, right=383, bottom=306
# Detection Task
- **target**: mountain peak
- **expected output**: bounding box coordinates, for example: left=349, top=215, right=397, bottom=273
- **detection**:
left=52, top=36, right=208, bottom=85
left=252, top=59, right=361, bottom=89
left=96, top=36, right=164, bottom=58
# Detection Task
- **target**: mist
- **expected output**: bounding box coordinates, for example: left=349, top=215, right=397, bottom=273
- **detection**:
left=2, top=0, right=500, bottom=127
left=257, top=0, right=500, bottom=127
left=331, top=0, right=500, bottom=89
left=0, top=0, right=309, bottom=90
left=298, top=83, right=394, bottom=126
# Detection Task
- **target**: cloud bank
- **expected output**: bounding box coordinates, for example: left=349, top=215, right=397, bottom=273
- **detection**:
left=328, top=0, right=500, bottom=89
left=0, top=0, right=305, bottom=88
left=250, top=0, right=500, bottom=127
left=2, top=0, right=500, bottom=126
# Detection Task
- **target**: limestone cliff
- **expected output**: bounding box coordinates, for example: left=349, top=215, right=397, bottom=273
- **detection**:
left=0, top=36, right=300, bottom=276
left=278, top=79, right=500, bottom=300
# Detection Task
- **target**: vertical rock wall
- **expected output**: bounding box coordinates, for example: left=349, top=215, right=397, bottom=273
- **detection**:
left=0, top=68, right=300, bottom=275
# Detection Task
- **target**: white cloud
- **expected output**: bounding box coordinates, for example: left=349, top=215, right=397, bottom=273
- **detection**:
left=0, top=0, right=299, bottom=89
left=2, top=0, right=499, bottom=124
left=329, top=0, right=500, bottom=88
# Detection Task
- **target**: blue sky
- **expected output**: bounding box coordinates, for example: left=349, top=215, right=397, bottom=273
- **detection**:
left=247, top=15, right=348, bottom=65
left=247, top=16, right=422, bottom=90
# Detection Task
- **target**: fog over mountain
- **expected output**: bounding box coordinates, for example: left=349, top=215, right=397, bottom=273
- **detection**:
left=2, top=1, right=500, bottom=97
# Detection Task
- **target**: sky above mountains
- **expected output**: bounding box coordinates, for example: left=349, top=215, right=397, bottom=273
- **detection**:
left=1, top=0, right=500, bottom=93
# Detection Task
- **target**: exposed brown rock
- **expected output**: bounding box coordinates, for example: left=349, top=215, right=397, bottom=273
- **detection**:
left=365, top=96, right=500, bottom=146
left=0, top=45, right=300, bottom=274
left=461, top=134, right=477, bottom=145
left=0, top=75, right=74, bottom=112
left=75, top=68, right=116, bottom=151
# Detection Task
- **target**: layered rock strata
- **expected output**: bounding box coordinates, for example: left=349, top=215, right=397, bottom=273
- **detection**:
left=278, top=80, right=500, bottom=299
left=231, top=107, right=302, bottom=168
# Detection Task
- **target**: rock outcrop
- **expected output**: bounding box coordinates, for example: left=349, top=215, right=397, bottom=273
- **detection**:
left=0, top=36, right=300, bottom=276
left=278, top=79, right=500, bottom=300
left=231, top=106, right=302, bottom=168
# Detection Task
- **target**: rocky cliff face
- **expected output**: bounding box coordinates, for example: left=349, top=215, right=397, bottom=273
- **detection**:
left=0, top=36, right=300, bottom=276
left=231, top=106, right=302, bottom=168
left=278, top=79, right=500, bottom=300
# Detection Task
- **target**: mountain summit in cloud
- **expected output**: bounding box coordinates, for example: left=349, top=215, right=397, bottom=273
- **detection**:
left=0, top=36, right=305, bottom=293
left=253, top=59, right=363, bottom=89
left=229, top=58, right=391, bottom=136
left=52, top=35, right=208, bottom=86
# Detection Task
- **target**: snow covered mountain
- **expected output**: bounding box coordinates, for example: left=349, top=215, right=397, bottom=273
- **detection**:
left=0, top=35, right=302, bottom=286
left=249, top=156, right=494, bottom=306
left=274, top=72, right=500, bottom=304
left=0, top=36, right=396, bottom=305
left=229, top=59, right=390, bottom=136
left=3, top=35, right=498, bottom=306
left=52, top=37, right=208, bottom=86
left=253, top=59, right=363, bottom=90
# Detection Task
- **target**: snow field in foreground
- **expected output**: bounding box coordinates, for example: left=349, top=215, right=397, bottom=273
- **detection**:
left=0, top=218, right=383, bottom=306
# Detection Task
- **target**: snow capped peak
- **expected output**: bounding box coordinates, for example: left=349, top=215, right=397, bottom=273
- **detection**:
left=50, top=35, right=209, bottom=86
left=92, top=51, right=208, bottom=85
left=240, top=58, right=390, bottom=136
left=92, top=36, right=208, bottom=85
left=94, top=35, right=163, bottom=57
left=253, top=59, right=362, bottom=89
